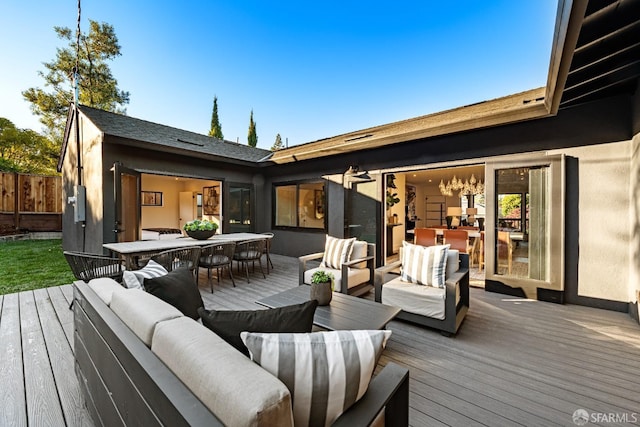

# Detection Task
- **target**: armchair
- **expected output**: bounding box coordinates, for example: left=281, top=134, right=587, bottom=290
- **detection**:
left=375, top=251, right=469, bottom=336
left=299, top=240, right=375, bottom=297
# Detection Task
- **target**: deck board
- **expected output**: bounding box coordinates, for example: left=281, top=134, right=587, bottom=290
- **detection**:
left=0, top=293, right=27, bottom=427
left=20, top=290, right=66, bottom=426
left=1, top=253, right=639, bottom=426
left=33, top=288, right=93, bottom=426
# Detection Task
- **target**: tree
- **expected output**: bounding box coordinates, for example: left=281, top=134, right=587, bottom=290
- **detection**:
left=0, top=118, right=58, bottom=174
left=208, top=96, right=224, bottom=139
left=247, top=110, right=258, bottom=147
left=271, top=133, right=284, bottom=151
left=22, top=20, right=130, bottom=145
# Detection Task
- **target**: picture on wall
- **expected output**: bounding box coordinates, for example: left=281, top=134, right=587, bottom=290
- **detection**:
left=406, top=185, right=417, bottom=219
left=141, top=191, right=163, bottom=206
left=203, top=185, right=220, bottom=215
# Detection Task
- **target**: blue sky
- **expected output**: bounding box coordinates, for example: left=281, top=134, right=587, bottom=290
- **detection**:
left=0, top=1, right=557, bottom=150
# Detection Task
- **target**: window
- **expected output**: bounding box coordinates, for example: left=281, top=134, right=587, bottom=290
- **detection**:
left=274, top=182, right=325, bottom=230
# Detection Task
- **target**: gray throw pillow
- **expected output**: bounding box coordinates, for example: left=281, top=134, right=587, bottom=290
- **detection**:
left=198, top=300, right=318, bottom=357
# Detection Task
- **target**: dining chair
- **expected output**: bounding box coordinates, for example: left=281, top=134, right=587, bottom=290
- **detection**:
left=443, top=229, right=470, bottom=253
left=64, top=251, right=124, bottom=283
left=233, top=239, right=266, bottom=283
left=497, top=231, right=513, bottom=275
left=414, top=228, right=437, bottom=247
left=151, top=246, right=202, bottom=282
left=261, top=232, right=274, bottom=273
left=477, top=231, right=485, bottom=270
left=199, top=242, right=235, bottom=292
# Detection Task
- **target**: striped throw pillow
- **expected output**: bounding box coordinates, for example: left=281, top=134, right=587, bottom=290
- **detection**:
left=320, top=236, right=356, bottom=269
left=400, top=242, right=449, bottom=288
left=241, top=330, right=391, bottom=427
left=122, top=260, right=168, bottom=290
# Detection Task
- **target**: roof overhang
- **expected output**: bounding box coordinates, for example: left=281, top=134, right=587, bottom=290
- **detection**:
left=105, top=135, right=261, bottom=168
left=268, top=0, right=588, bottom=165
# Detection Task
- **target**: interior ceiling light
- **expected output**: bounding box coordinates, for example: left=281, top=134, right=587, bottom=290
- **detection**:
left=439, top=174, right=484, bottom=197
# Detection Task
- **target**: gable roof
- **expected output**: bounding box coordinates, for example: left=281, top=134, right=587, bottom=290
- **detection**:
left=58, top=105, right=272, bottom=171
left=80, top=106, right=272, bottom=163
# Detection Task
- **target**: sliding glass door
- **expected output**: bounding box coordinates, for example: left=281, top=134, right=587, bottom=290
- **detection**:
left=485, top=155, right=564, bottom=298
left=227, top=183, right=254, bottom=233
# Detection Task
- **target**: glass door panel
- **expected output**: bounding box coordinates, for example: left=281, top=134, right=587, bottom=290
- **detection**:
left=485, top=155, right=564, bottom=298
left=495, top=167, right=548, bottom=281
left=228, top=183, right=253, bottom=233
left=344, top=175, right=381, bottom=266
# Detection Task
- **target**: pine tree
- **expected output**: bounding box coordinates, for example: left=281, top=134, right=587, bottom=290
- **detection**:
left=22, top=21, right=129, bottom=144
left=271, top=133, right=284, bottom=151
left=247, top=110, right=258, bottom=147
left=208, top=96, right=223, bottom=139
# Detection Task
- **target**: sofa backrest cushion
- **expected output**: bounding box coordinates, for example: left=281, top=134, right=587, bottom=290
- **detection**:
left=241, top=330, right=391, bottom=427
left=144, top=267, right=204, bottom=320
left=320, top=236, right=356, bottom=269
left=350, top=241, right=368, bottom=269
left=88, top=277, right=125, bottom=306
left=401, top=242, right=450, bottom=288
left=153, top=317, right=294, bottom=427
left=110, top=288, right=183, bottom=346
left=198, top=300, right=318, bottom=356
left=445, top=249, right=460, bottom=279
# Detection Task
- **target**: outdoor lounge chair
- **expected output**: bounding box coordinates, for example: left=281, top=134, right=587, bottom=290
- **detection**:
left=375, top=248, right=469, bottom=336
left=299, top=237, right=375, bottom=297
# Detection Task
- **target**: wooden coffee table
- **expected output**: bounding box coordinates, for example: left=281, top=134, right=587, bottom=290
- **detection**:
left=256, top=286, right=401, bottom=331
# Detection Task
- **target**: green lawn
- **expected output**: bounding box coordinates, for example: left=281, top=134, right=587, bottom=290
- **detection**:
left=0, top=239, right=75, bottom=295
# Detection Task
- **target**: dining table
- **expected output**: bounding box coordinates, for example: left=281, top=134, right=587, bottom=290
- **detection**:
left=104, top=232, right=271, bottom=270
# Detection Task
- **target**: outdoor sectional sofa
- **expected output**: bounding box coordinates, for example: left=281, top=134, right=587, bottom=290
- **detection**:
left=72, top=278, right=410, bottom=426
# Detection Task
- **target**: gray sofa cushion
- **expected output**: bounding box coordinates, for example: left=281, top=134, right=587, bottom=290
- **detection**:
left=152, top=317, right=293, bottom=427
left=88, top=277, right=125, bottom=305
left=110, top=288, right=183, bottom=346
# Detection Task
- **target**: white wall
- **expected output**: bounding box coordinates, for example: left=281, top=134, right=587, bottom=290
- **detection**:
left=141, top=175, right=221, bottom=230
left=550, top=140, right=633, bottom=302
left=631, top=133, right=640, bottom=306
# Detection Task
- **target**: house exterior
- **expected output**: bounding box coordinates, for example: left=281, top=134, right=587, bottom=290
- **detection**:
left=59, top=0, right=640, bottom=322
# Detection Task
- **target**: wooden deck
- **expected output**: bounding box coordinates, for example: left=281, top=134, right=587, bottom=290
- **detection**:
left=2, top=254, right=639, bottom=426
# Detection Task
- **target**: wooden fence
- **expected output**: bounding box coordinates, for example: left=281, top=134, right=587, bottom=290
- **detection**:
left=0, top=172, right=62, bottom=234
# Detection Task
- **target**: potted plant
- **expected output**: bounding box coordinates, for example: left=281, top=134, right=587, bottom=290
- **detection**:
left=310, top=270, right=334, bottom=305
left=183, top=219, right=218, bottom=240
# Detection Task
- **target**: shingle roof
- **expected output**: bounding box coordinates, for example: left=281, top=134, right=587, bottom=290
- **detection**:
left=80, top=106, right=272, bottom=163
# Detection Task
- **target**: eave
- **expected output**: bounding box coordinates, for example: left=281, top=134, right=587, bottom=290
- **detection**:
left=269, top=0, right=588, bottom=165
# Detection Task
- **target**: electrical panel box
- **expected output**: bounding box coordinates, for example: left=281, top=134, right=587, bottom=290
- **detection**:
left=74, top=185, right=86, bottom=223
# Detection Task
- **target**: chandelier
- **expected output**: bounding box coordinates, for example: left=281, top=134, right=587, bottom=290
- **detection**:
left=439, top=174, right=484, bottom=197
